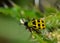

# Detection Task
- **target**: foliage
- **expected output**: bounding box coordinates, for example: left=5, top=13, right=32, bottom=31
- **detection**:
left=0, top=2, right=60, bottom=43
left=27, top=7, right=60, bottom=43
left=0, top=4, right=43, bottom=21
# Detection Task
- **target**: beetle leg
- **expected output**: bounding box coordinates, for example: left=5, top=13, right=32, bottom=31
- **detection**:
left=28, top=28, right=33, bottom=32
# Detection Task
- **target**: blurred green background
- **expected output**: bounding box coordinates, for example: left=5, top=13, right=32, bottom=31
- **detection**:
left=0, top=0, right=60, bottom=43
left=0, top=14, right=37, bottom=43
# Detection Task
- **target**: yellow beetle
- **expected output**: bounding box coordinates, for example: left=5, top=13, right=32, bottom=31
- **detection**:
left=23, top=18, right=45, bottom=33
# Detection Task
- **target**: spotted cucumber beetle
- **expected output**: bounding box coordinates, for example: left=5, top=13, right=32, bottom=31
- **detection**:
left=20, top=18, right=45, bottom=34
left=20, top=18, right=55, bottom=40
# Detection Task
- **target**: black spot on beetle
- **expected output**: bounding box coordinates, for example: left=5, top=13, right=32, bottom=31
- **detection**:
left=42, top=24, right=44, bottom=26
left=33, top=26, right=36, bottom=28
left=38, top=20, right=40, bottom=22
left=42, top=20, right=44, bottom=23
left=38, top=24, right=40, bottom=26
left=33, top=21, right=36, bottom=25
